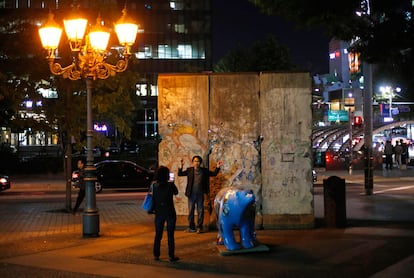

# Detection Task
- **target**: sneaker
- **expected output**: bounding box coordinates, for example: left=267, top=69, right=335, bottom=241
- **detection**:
left=184, top=228, right=196, bottom=233
left=196, top=228, right=203, bottom=234
left=154, top=257, right=160, bottom=261
left=169, top=256, right=179, bottom=262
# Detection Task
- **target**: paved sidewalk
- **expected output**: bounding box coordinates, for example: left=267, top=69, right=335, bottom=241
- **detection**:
left=0, top=171, right=413, bottom=277
left=315, top=166, right=414, bottom=182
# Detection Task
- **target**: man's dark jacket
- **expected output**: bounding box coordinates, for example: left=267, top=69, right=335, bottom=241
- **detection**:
left=178, top=166, right=220, bottom=197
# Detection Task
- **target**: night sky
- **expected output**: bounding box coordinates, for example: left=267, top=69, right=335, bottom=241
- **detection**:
left=212, top=0, right=330, bottom=74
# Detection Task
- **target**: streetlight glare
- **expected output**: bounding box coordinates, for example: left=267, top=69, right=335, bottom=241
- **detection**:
left=115, top=23, right=138, bottom=46
left=39, top=26, right=62, bottom=50
left=378, top=85, right=402, bottom=123
left=38, top=8, right=137, bottom=237
left=63, top=18, right=88, bottom=46
left=89, top=31, right=110, bottom=52
left=38, top=13, right=62, bottom=55
left=379, top=86, right=392, bottom=94
left=114, top=8, right=138, bottom=54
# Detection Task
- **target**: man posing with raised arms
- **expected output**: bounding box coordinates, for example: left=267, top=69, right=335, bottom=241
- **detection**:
left=178, top=155, right=223, bottom=233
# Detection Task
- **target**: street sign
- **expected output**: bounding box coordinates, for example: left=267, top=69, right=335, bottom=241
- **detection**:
left=328, top=110, right=349, bottom=122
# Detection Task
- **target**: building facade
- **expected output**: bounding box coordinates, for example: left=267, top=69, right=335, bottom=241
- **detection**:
left=0, top=0, right=213, bottom=147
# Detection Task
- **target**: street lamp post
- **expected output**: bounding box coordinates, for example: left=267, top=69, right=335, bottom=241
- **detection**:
left=348, top=106, right=353, bottom=174
left=345, top=95, right=355, bottom=174
left=379, top=86, right=393, bottom=120
left=363, top=62, right=373, bottom=195
left=38, top=9, right=138, bottom=237
left=379, top=85, right=402, bottom=122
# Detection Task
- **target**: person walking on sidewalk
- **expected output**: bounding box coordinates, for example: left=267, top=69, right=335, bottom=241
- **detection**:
left=151, top=166, right=179, bottom=262
left=384, top=140, right=394, bottom=170
left=72, top=158, right=86, bottom=214
left=394, top=141, right=403, bottom=168
left=400, top=139, right=408, bottom=166
left=178, top=155, right=222, bottom=233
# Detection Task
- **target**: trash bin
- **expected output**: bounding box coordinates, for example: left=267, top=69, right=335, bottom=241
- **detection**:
left=323, top=176, right=346, bottom=228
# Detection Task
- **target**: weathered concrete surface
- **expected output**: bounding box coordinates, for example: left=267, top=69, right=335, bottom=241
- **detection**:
left=158, top=74, right=210, bottom=222
left=158, top=72, right=313, bottom=229
left=260, top=72, right=314, bottom=228
left=208, top=73, right=262, bottom=226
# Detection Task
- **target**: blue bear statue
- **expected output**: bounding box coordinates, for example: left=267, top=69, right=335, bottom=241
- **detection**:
left=214, top=187, right=256, bottom=251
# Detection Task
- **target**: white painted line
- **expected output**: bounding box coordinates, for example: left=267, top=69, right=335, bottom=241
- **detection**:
left=373, top=185, right=414, bottom=194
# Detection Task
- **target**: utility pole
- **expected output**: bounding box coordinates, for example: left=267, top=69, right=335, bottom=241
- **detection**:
left=348, top=107, right=353, bottom=174
left=363, top=62, right=373, bottom=195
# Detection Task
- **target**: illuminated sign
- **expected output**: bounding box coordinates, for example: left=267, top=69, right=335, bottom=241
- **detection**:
left=348, top=52, right=361, bottom=74
left=353, top=116, right=363, bottom=126
left=328, top=110, right=349, bottom=122
left=94, top=124, right=108, bottom=132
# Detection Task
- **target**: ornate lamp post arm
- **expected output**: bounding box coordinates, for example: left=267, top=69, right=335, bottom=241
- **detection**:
left=47, top=48, right=129, bottom=80
left=39, top=9, right=137, bottom=237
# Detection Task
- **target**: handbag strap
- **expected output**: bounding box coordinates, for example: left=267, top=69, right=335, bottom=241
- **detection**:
left=150, top=182, right=158, bottom=193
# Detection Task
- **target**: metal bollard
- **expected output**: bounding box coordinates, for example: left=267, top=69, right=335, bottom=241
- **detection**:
left=323, top=176, right=347, bottom=228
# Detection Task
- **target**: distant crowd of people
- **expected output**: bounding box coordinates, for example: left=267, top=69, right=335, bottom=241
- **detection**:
left=383, top=139, right=409, bottom=170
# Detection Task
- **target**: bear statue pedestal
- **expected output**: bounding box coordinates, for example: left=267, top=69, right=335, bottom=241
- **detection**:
left=216, top=241, right=270, bottom=256
left=214, top=187, right=269, bottom=255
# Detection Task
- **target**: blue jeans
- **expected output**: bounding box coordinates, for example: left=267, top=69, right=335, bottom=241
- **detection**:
left=188, top=193, right=204, bottom=230
left=153, top=214, right=176, bottom=259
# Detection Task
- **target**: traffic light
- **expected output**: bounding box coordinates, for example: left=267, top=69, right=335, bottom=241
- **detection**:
left=353, top=116, right=363, bottom=127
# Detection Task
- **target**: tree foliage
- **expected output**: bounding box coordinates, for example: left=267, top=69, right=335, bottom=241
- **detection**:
left=250, top=1, right=412, bottom=61
left=92, top=59, right=142, bottom=149
left=249, top=0, right=414, bottom=97
left=0, top=9, right=142, bottom=152
left=214, top=35, right=295, bottom=72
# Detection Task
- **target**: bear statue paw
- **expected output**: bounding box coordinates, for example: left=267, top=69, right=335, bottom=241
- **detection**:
left=241, top=239, right=255, bottom=249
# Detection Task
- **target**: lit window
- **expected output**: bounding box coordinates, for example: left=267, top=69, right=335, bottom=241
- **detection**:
left=38, top=88, right=58, bottom=98
left=174, top=24, right=186, bottom=33
left=177, top=44, right=192, bottom=58
left=158, top=44, right=171, bottom=58
left=136, top=84, right=148, bottom=96
left=144, top=46, right=152, bottom=57
left=170, top=1, right=184, bottom=10
left=136, top=46, right=152, bottom=59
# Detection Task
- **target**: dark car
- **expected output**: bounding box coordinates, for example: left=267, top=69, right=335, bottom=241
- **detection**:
left=72, top=160, right=153, bottom=193
left=0, top=174, right=11, bottom=191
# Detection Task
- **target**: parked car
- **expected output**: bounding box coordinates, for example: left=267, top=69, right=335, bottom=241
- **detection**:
left=72, top=160, right=154, bottom=193
left=0, top=174, right=11, bottom=191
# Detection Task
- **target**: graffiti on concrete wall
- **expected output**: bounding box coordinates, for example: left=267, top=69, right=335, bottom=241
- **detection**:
left=261, top=137, right=313, bottom=214
left=209, top=123, right=262, bottom=213
left=158, top=72, right=314, bottom=227
left=159, top=122, right=211, bottom=215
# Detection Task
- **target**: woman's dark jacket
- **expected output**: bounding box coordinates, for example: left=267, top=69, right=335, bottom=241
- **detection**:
left=178, top=166, right=220, bottom=197
left=151, top=181, right=178, bottom=216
